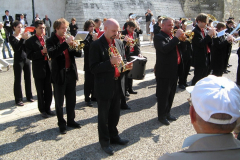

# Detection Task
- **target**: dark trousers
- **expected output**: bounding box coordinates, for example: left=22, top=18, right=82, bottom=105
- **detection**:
left=125, top=71, right=133, bottom=91
left=97, top=80, right=121, bottom=147
left=179, top=59, right=191, bottom=85
left=5, top=27, right=13, bottom=36
left=13, top=58, right=33, bottom=103
left=156, top=78, right=177, bottom=119
left=84, top=70, right=94, bottom=102
left=34, top=65, right=52, bottom=113
left=53, top=70, right=76, bottom=127
left=191, top=66, right=209, bottom=85
left=237, top=53, right=240, bottom=85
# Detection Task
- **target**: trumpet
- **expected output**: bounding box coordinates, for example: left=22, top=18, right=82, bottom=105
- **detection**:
left=64, top=33, right=84, bottom=51
left=171, top=29, right=194, bottom=42
left=108, top=45, right=129, bottom=74
left=120, top=35, right=139, bottom=47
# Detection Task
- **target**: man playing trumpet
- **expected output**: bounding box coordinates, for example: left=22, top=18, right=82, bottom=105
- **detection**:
left=46, top=18, right=82, bottom=134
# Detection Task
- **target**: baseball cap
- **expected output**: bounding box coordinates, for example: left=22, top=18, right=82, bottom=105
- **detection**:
left=187, top=75, right=240, bottom=124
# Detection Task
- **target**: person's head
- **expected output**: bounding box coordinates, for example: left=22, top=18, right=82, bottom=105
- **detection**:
left=5, top=10, right=9, bottom=16
left=158, top=18, right=163, bottom=27
left=175, top=20, right=180, bottom=27
left=208, top=19, right=213, bottom=26
left=71, top=18, right=76, bottom=24
left=161, top=18, right=174, bottom=34
left=188, top=75, right=240, bottom=134
left=147, top=9, right=151, bottom=12
left=83, top=20, right=95, bottom=32
left=226, top=20, right=234, bottom=28
left=152, top=18, right=155, bottom=23
left=45, top=15, right=48, bottom=19
left=94, top=18, right=102, bottom=29
left=12, top=20, right=22, bottom=34
left=126, top=21, right=136, bottom=33
left=128, top=13, right=133, bottom=18
left=104, top=18, right=119, bottom=41
left=216, top=22, right=226, bottom=32
left=20, top=14, right=24, bottom=20
left=34, top=20, right=45, bottom=36
left=53, top=18, right=69, bottom=37
left=196, top=13, right=208, bottom=29
left=36, top=13, right=39, bottom=17
left=0, top=22, right=3, bottom=29
left=181, top=20, right=187, bottom=31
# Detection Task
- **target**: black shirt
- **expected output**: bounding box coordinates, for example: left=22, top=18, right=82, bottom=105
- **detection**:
left=145, top=12, right=152, bottom=22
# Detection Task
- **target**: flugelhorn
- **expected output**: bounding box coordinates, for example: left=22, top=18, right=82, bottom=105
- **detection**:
left=64, top=33, right=84, bottom=51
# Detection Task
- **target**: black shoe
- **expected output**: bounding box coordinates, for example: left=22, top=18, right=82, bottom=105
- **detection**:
left=184, top=84, right=189, bottom=87
left=125, top=91, right=130, bottom=97
left=110, top=138, right=129, bottom=145
left=223, top=70, right=228, bottom=74
left=128, top=89, right=137, bottom=94
left=102, top=146, right=114, bottom=155
left=85, top=101, right=93, bottom=107
left=167, top=115, right=177, bottom=121
left=27, top=98, right=35, bottom=102
left=227, top=64, right=232, bottom=68
left=188, top=73, right=191, bottom=75
left=67, top=121, right=81, bottom=128
left=41, top=112, right=49, bottom=118
left=46, top=111, right=55, bottom=116
left=59, top=126, right=67, bottom=134
left=158, top=118, right=170, bottom=125
left=226, top=70, right=231, bottom=73
left=91, top=97, right=97, bottom=102
left=178, top=84, right=186, bottom=89
left=16, top=101, right=24, bottom=106
left=121, top=104, right=131, bottom=110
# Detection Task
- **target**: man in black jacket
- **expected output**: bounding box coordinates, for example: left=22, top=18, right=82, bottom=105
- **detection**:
left=43, top=15, right=52, bottom=37
left=2, top=10, right=14, bottom=36
left=153, top=18, right=162, bottom=35
left=26, top=20, right=54, bottom=118
left=154, top=18, right=185, bottom=125
left=224, top=20, right=234, bottom=73
left=89, top=18, right=132, bottom=155
left=191, top=13, right=216, bottom=85
left=46, top=18, right=82, bottom=134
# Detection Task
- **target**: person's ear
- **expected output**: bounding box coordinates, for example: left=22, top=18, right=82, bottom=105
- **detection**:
left=190, top=105, right=196, bottom=124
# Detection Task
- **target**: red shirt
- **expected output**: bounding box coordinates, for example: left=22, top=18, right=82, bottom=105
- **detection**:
left=36, top=34, right=47, bottom=61
left=201, top=29, right=211, bottom=54
left=95, top=28, right=100, bottom=34
left=127, top=29, right=135, bottom=52
left=105, top=36, right=120, bottom=78
left=162, top=31, right=181, bottom=64
left=55, top=33, right=71, bottom=68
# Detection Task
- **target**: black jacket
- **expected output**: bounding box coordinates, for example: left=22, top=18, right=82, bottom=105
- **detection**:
left=69, top=23, right=78, bottom=36
left=153, top=23, right=161, bottom=35
left=211, top=35, right=231, bottom=71
left=9, top=35, right=27, bottom=62
left=192, top=25, right=212, bottom=68
left=121, top=29, right=140, bottom=61
left=46, top=32, right=82, bottom=85
left=2, top=15, right=13, bottom=28
left=83, top=33, right=93, bottom=72
left=89, top=35, right=126, bottom=100
left=154, top=31, right=186, bottom=79
left=25, top=35, right=51, bottom=79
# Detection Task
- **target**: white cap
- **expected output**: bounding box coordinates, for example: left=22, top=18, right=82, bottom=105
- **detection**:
left=190, top=75, right=240, bottom=124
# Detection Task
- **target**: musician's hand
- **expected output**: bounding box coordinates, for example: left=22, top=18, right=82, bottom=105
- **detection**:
left=175, top=29, right=184, bottom=38
left=42, top=47, right=47, bottom=54
left=125, top=62, right=133, bottom=70
left=110, top=55, right=122, bottom=65
left=208, top=28, right=216, bottom=37
left=21, top=32, right=29, bottom=39
left=66, top=35, right=74, bottom=44
left=227, top=34, right=234, bottom=42
left=93, top=33, right=98, bottom=41
left=138, top=54, right=143, bottom=58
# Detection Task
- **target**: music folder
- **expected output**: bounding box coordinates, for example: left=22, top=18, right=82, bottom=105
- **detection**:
left=75, top=31, right=89, bottom=41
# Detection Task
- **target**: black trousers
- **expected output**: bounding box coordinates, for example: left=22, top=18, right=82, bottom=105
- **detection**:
left=13, top=58, right=33, bottom=103
left=156, top=77, right=177, bottom=119
left=5, top=27, right=13, bottom=36
left=178, top=59, right=191, bottom=85
left=97, top=80, right=121, bottom=147
left=34, top=64, right=52, bottom=113
left=125, top=71, right=133, bottom=91
left=237, top=53, right=240, bottom=85
left=191, top=66, right=209, bottom=85
left=53, top=70, right=76, bottom=127
left=84, top=70, right=94, bottom=102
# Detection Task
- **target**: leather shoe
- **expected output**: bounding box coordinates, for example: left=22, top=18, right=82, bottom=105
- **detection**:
left=128, top=89, right=137, bottom=94
left=125, top=91, right=130, bottom=97
left=184, top=84, right=189, bottom=87
left=27, top=98, right=35, bottom=102
left=67, top=121, right=81, bottom=128
left=226, top=70, right=231, bottom=73
left=110, top=138, right=129, bottom=145
left=85, top=101, right=93, bottom=107
left=121, top=104, right=131, bottom=110
left=102, top=146, right=114, bottom=155
left=223, top=70, right=228, bottom=74
left=41, top=112, right=49, bottom=118
left=16, top=101, right=24, bottom=106
left=46, top=111, right=55, bottom=116
left=59, top=126, right=67, bottom=134
left=158, top=118, right=170, bottom=125
left=167, top=115, right=177, bottom=121
left=227, top=64, right=232, bottom=68
left=178, top=84, right=186, bottom=89
left=188, top=72, right=191, bottom=75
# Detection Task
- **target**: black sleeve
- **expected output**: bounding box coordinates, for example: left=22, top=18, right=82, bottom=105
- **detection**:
left=46, top=38, right=69, bottom=59
left=25, top=38, right=44, bottom=60
left=154, top=34, right=180, bottom=54
left=9, top=36, right=25, bottom=52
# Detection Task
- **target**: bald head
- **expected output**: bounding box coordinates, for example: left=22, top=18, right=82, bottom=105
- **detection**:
left=104, top=18, right=119, bottom=41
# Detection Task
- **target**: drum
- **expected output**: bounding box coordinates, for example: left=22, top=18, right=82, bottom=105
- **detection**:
left=128, top=56, right=147, bottom=80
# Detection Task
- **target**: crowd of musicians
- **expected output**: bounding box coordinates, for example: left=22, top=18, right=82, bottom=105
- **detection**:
left=2, top=9, right=240, bottom=155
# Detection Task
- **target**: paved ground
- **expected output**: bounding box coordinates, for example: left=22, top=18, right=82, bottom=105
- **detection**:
left=0, top=42, right=239, bottom=160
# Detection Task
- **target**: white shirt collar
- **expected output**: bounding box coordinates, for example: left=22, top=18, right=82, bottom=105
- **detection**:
left=182, top=134, right=223, bottom=148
